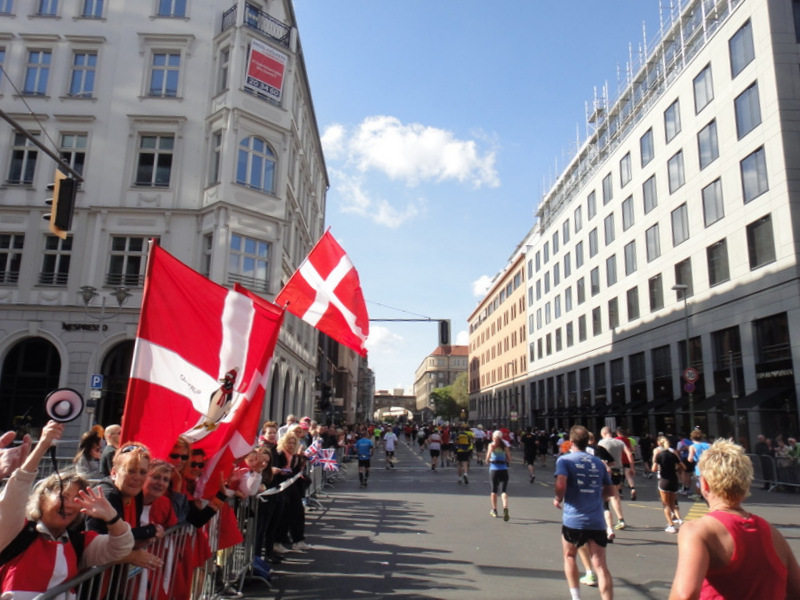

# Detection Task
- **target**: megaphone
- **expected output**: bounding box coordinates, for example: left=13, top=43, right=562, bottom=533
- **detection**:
left=44, top=388, right=85, bottom=423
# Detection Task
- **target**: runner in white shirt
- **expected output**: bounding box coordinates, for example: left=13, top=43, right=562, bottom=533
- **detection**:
left=383, top=428, right=398, bottom=469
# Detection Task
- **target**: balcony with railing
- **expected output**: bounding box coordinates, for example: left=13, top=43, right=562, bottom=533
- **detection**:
left=221, top=3, right=291, bottom=48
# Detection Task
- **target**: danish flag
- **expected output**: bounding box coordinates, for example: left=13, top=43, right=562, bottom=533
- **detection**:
left=276, top=230, right=369, bottom=356
left=121, top=243, right=284, bottom=499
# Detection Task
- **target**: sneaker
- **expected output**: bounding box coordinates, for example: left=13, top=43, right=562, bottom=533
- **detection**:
left=272, top=543, right=290, bottom=555
left=293, top=541, right=313, bottom=551
left=463, top=474, right=469, bottom=484
left=630, top=489, right=637, bottom=501
left=674, top=518, right=683, bottom=526
left=580, top=572, right=598, bottom=586
left=529, top=474, right=535, bottom=483
left=490, top=509, right=498, bottom=518
left=503, top=508, right=509, bottom=522
left=614, top=520, right=626, bottom=530
left=665, top=525, right=677, bottom=534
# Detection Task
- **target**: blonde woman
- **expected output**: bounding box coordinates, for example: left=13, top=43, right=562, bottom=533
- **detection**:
left=651, top=435, right=684, bottom=533
left=485, top=430, right=511, bottom=521
left=669, top=439, right=800, bottom=599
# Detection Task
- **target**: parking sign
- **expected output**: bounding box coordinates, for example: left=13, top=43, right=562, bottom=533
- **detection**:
left=90, top=374, right=104, bottom=389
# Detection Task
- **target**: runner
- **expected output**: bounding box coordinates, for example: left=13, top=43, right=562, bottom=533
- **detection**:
left=454, top=424, right=474, bottom=485
left=520, top=426, right=538, bottom=483
left=383, top=426, right=398, bottom=469
left=486, top=430, right=511, bottom=521
left=473, top=425, right=487, bottom=465
left=426, top=427, right=442, bottom=471
left=354, top=430, right=374, bottom=488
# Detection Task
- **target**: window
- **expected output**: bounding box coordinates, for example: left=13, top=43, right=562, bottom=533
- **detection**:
left=555, top=328, right=562, bottom=352
left=693, top=64, right=714, bottom=113
left=578, top=315, right=587, bottom=342
left=0, top=47, right=5, bottom=81
left=563, top=252, right=571, bottom=278
left=108, top=236, right=149, bottom=286
left=671, top=203, right=690, bottom=247
left=741, top=146, right=768, bottom=203
left=23, top=50, right=50, bottom=95
left=0, top=234, right=23, bottom=285
left=590, top=267, right=600, bottom=296
left=587, top=191, right=596, bottom=220
left=545, top=303, right=551, bottom=325
left=697, top=121, right=719, bottom=171
left=544, top=272, right=550, bottom=294
left=729, top=20, right=755, bottom=78
left=707, top=239, right=730, bottom=287
left=149, top=52, right=180, bottom=97
left=702, top=178, right=724, bottom=227
left=624, top=241, right=637, bottom=275
left=664, top=99, right=681, bottom=143
left=622, top=196, right=634, bottom=231
left=795, top=1, right=800, bottom=43
left=553, top=263, right=560, bottom=287
left=602, top=173, right=613, bottom=205
left=577, top=278, right=585, bottom=304
left=592, top=307, right=602, bottom=336
left=554, top=296, right=561, bottom=319
left=40, top=235, right=72, bottom=285
left=229, top=233, right=270, bottom=291
left=603, top=214, right=615, bottom=246
left=646, top=224, right=661, bottom=262
left=747, top=214, right=775, bottom=269
left=37, top=0, right=57, bottom=16
left=619, top=153, right=632, bottom=188
left=668, top=150, right=685, bottom=193
left=66, top=51, right=98, bottom=99
left=575, top=241, right=584, bottom=268
left=574, top=206, right=583, bottom=232
left=640, top=128, right=654, bottom=167
left=82, top=0, right=103, bottom=18
left=535, top=279, right=541, bottom=301
left=158, top=0, right=186, bottom=17
left=202, top=233, right=213, bottom=277
left=217, top=46, right=230, bottom=94
left=535, top=251, right=541, bottom=272
left=552, top=231, right=559, bottom=255
left=606, top=255, right=617, bottom=287
left=627, top=286, right=640, bottom=321
left=7, top=132, right=39, bottom=185
left=543, top=242, right=550, bottom=264
left=59, top=133, right=87, bottom=177
left=562, top=219, right=570, bottom=244
left=135, top=134, right=173, bottom=187
left=588, top=228, right=598, bottom=257
left=734, top=82, right=761, bottom=139
left=0, top=1, right=12, bottom=14
left=565, top=287, right=573, bottom=312
left=649, top=274, right=664, bottom=312
left=674, top=258, right=693, bottom=297
left=237, top=136, right=276, bottom=193
left=608, top=298, right=619, bottom=329
left=643, top=175, right=658, bottom=214
left=209, top=130, right=222, bottom=185
left=566, top=322, right=574, bottom=347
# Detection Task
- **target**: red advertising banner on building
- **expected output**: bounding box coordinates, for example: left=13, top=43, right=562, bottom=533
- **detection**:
left=245, top=38, right=287, bottom=102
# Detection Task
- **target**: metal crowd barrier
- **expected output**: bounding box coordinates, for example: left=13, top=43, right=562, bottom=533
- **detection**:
left=747, top=453, right=800, bottom=492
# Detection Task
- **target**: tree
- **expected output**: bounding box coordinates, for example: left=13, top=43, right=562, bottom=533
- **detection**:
left=430, top=387, right=460, bottom=420
left=451, top=372, right=469, bottom=408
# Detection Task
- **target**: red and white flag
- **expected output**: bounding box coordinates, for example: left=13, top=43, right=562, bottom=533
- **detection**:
left=121, top=243, right=284, bottom=498
left=275, top=230, right=369, bottom=356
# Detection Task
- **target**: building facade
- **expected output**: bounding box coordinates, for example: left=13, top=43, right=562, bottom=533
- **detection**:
left=413, top=344, right=469, bottom=413
left=521, top=0, right=800, bottom=444
left=468, top=244, right=531, bottom=429
left=0, top=0, right=329, bottom=438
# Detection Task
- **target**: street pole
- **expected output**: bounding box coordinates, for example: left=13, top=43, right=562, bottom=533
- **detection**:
left=672, top=284, right=693, bottom=430
left=729, top=350, right=739, bottom=443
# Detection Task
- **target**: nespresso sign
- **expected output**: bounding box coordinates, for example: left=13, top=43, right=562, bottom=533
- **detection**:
left=62, top=323, right=108, bottom=332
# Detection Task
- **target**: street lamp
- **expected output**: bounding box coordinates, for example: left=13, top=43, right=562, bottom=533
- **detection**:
left=671, top=284, right=693, bottom=429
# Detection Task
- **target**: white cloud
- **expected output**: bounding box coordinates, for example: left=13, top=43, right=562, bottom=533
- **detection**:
left=365, top=325, right=404, bottom=354
left=456, top=330, right=469, bottom=345
left=472, top=275, right=493, bottom=297
left=332, top=170, right=421, bottom=228
left=320, top=123, right=346, bottom=160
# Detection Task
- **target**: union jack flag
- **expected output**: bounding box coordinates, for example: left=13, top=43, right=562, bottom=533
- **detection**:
left=318, top=448, right=339, bottom=471
left=304, top=439, right=322, bottom=466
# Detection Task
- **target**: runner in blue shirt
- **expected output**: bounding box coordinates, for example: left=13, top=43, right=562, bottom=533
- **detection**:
left=354, top=430, right=375, bottom=488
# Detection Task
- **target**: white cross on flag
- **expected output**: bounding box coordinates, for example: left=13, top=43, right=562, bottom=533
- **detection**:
left=276, top=230, right=369, bottom=357
left=122, top=243, right=284, bottom=498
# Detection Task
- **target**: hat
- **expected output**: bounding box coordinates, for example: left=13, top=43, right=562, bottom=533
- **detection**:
left=300, top=416, right=311, bottom=423
left=300, top=422, right=309, bottom=430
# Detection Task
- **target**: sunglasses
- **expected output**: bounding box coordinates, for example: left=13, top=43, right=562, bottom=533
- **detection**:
left=120, top=445, right=139, bottom=454
left=190, top=461, right=205, bottom=469
left=169, top=453, right=190, bottom=461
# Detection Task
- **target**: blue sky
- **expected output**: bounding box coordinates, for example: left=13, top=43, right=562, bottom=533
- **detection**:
left=292, top=1, right=664, bottom=392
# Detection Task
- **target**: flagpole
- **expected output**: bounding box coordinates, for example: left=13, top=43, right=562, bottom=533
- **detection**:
left=119, top=238, right=160, bottom=437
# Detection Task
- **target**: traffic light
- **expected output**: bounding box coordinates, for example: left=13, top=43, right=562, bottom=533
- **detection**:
left=438, top=319, right=451, bottom=346
left=44, top=169, right=77, bottom=239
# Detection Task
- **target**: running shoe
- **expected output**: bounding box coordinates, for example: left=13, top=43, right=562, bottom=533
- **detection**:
left=614, top=520, right=626, bottom=530
left=580, top=573, right=598, bottom=586
left=529, top=474, right=536, bottom=483
left=674, top=518, right=683, bottom=526
left=490, top=509, right=497, bottom=518
left=664, top=525, right=677, bottom=534
left=503, top=508, right=509, bottom=522
left=463, top=474, right=469, bottom=484
left=630, top=489, right=637, bottom=501
left=272, top=543, right=290, bottom=555
left=293, top=541, right=313, bottom=551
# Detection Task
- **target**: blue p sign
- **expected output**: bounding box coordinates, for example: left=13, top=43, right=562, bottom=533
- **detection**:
left=90, top=374, right=104, bottom=389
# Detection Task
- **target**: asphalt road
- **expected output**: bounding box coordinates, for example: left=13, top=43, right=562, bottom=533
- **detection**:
left=242, top=438, right=800, bottom=600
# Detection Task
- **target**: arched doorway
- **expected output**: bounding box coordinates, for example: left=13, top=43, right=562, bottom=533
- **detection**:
left=0, top=338, right=61, bottom=431
left=99, top=340, right=134, bottom=426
